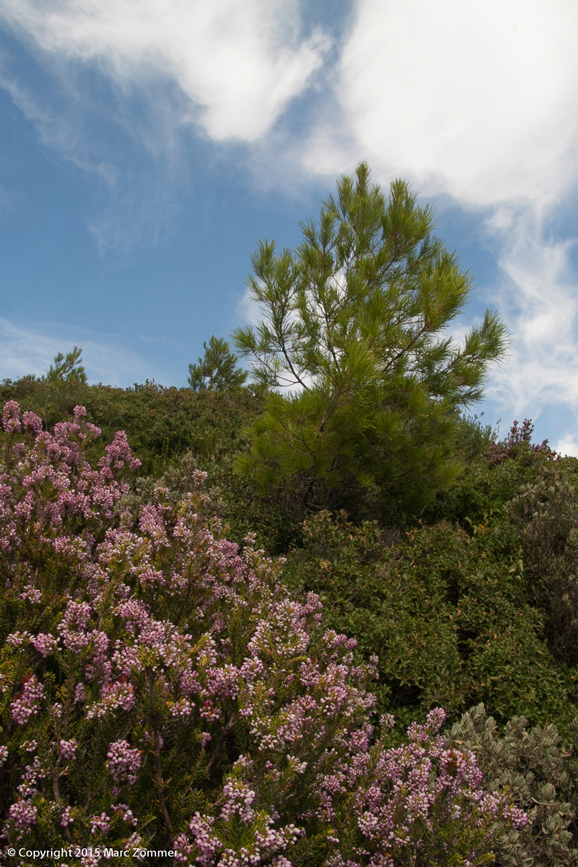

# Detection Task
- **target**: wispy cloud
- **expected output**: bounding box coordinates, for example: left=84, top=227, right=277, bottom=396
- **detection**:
left=0, top=0, right=331, bottom=250
left=3, top=1, right=576, bottom=212
left=0, top=63, right=195, bottom=251
left=0, top=60, right=118, bottom=185
left=0, top=0, right=330, bottom=143
left=0, top=319, right=165, bottom=386
left=486, top=214, right=578, bottom=415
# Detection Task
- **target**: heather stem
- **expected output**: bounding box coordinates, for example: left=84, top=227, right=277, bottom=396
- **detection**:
left=51, top=757, right=73, bottom=844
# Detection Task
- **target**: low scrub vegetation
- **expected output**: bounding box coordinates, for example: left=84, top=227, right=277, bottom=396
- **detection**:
left=0, top=400, right=528, bottom=865
left=1, top=379, right=578, bottom=864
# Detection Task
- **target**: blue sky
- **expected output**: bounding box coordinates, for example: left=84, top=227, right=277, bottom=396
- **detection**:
left=0, top=0, right=577, bottom=452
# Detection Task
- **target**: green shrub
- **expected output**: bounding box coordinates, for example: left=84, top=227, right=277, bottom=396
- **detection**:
left=283, top=511, right=576, bottom=733
left=0, top=379, right=264, bottom=475
left=424, top=420, right=560, bottom=529
left=0, top=401, right=524, bottom=865
left=508, top=463, right=578, bottom=666
left=447, top=704, right=578, bottom=866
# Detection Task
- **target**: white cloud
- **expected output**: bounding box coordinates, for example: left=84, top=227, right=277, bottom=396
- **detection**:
left=486, top=208, right=514, bottom=233
left=485, top=214, right=578, bottom=418
left=0, top=319, right=164, bottom=386
left=236, top=285, right=266, bottom=330
left=3, top=0, right=577, bottom=210
left=0, top=0, right=331, bottom=249
left=555, top=435, right=578, bottom=458
left=333, top=0, right=578, bottom=209
left=0, top=0, right=329, bottom=143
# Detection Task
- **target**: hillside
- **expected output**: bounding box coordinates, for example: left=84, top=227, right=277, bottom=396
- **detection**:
left=2, top=377, right=578, bottom=864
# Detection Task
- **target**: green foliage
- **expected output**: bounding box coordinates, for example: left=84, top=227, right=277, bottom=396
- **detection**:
left=452, top=413, right=497, bottom=463
left=188, top=336, right=248, bottom=392
left=43, top=346, right=88, bottom=384
left=234, top=163, right=507, bottom=518
left=284, top=509, right=576, bottom=735
left=1, top=404, right=521, bottom=865
left=447, top=704, right=578, bottom=866
left=423, top=420, right=559, bottom=529
left=0, top=377, right=262, bottom=476
left=508, top=460, right=578, bottom=666
left=1, top=371, right=578, bottom=858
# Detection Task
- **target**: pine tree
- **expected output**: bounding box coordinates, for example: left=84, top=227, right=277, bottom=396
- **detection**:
left=43, top=346, right=88, bottom=384
left=188, top=335, right=248, bottom=392
left=233, top=164, right=507, bottom=517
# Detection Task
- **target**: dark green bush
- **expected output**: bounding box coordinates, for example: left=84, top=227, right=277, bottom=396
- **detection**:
left=424, top=420, right=560, bottom=529
left=508, top=461, right=578, bottom=666
left=283, top=510, right=576, bottom=733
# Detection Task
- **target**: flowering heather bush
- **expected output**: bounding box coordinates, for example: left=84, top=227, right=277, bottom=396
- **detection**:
left=0, top=402, right=525, bottom=865
left=487, top=419, right=552, bottom=466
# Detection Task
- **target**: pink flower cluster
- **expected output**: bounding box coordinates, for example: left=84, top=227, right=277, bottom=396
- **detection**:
left=60, top=806, right=73, bottom=827
left=0, top=402, right=140, bottom=562
left=20, top=585, right=42, bottom=603
left=59, top=739, right=78, bottom=760
left=0, top=401, right=526, bottom=863
left=33, top=632, right=59, bottom=658
left=105, top=740, right=142, bottom=786
left=345, top=708, right=528, bottom=865
left=9, top=799, right=38, bottom=829
left=90, top=812, right=111, bottom=836
left=11, top=676, right=44, bottom=725
left=3, top=400, right=22, bottom=433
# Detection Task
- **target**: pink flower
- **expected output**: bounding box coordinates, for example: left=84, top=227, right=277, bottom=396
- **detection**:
left=59, top=739, right=78, bottom=760
left=11, top=676, right=44, bottom=725
left=106, top=740, right=142, bottom=786
left=9, top=800, right=37, bottom=828
left=33, top=632, right=59, bottom=657
left=90, top=812, right=111, bottom=836
left=22, top=411, right=42, bottom=435
left=2, top=400, right=21, bottom=433
left=61, top=805, right=73, bottom=827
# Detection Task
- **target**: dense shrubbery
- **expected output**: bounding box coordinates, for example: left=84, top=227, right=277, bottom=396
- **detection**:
left=0, top=402, right=526, bottom=865
left=0, top=377, right=302, bottom=555
left=283, top=430, right=578, bottom=729
left=0, top=378, right=263, bottom=475
left=508, top=466, right=578, bottom=667
left=3, top=374, right=578, bottom=862
left=283, top=508, right=575, bottom=735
